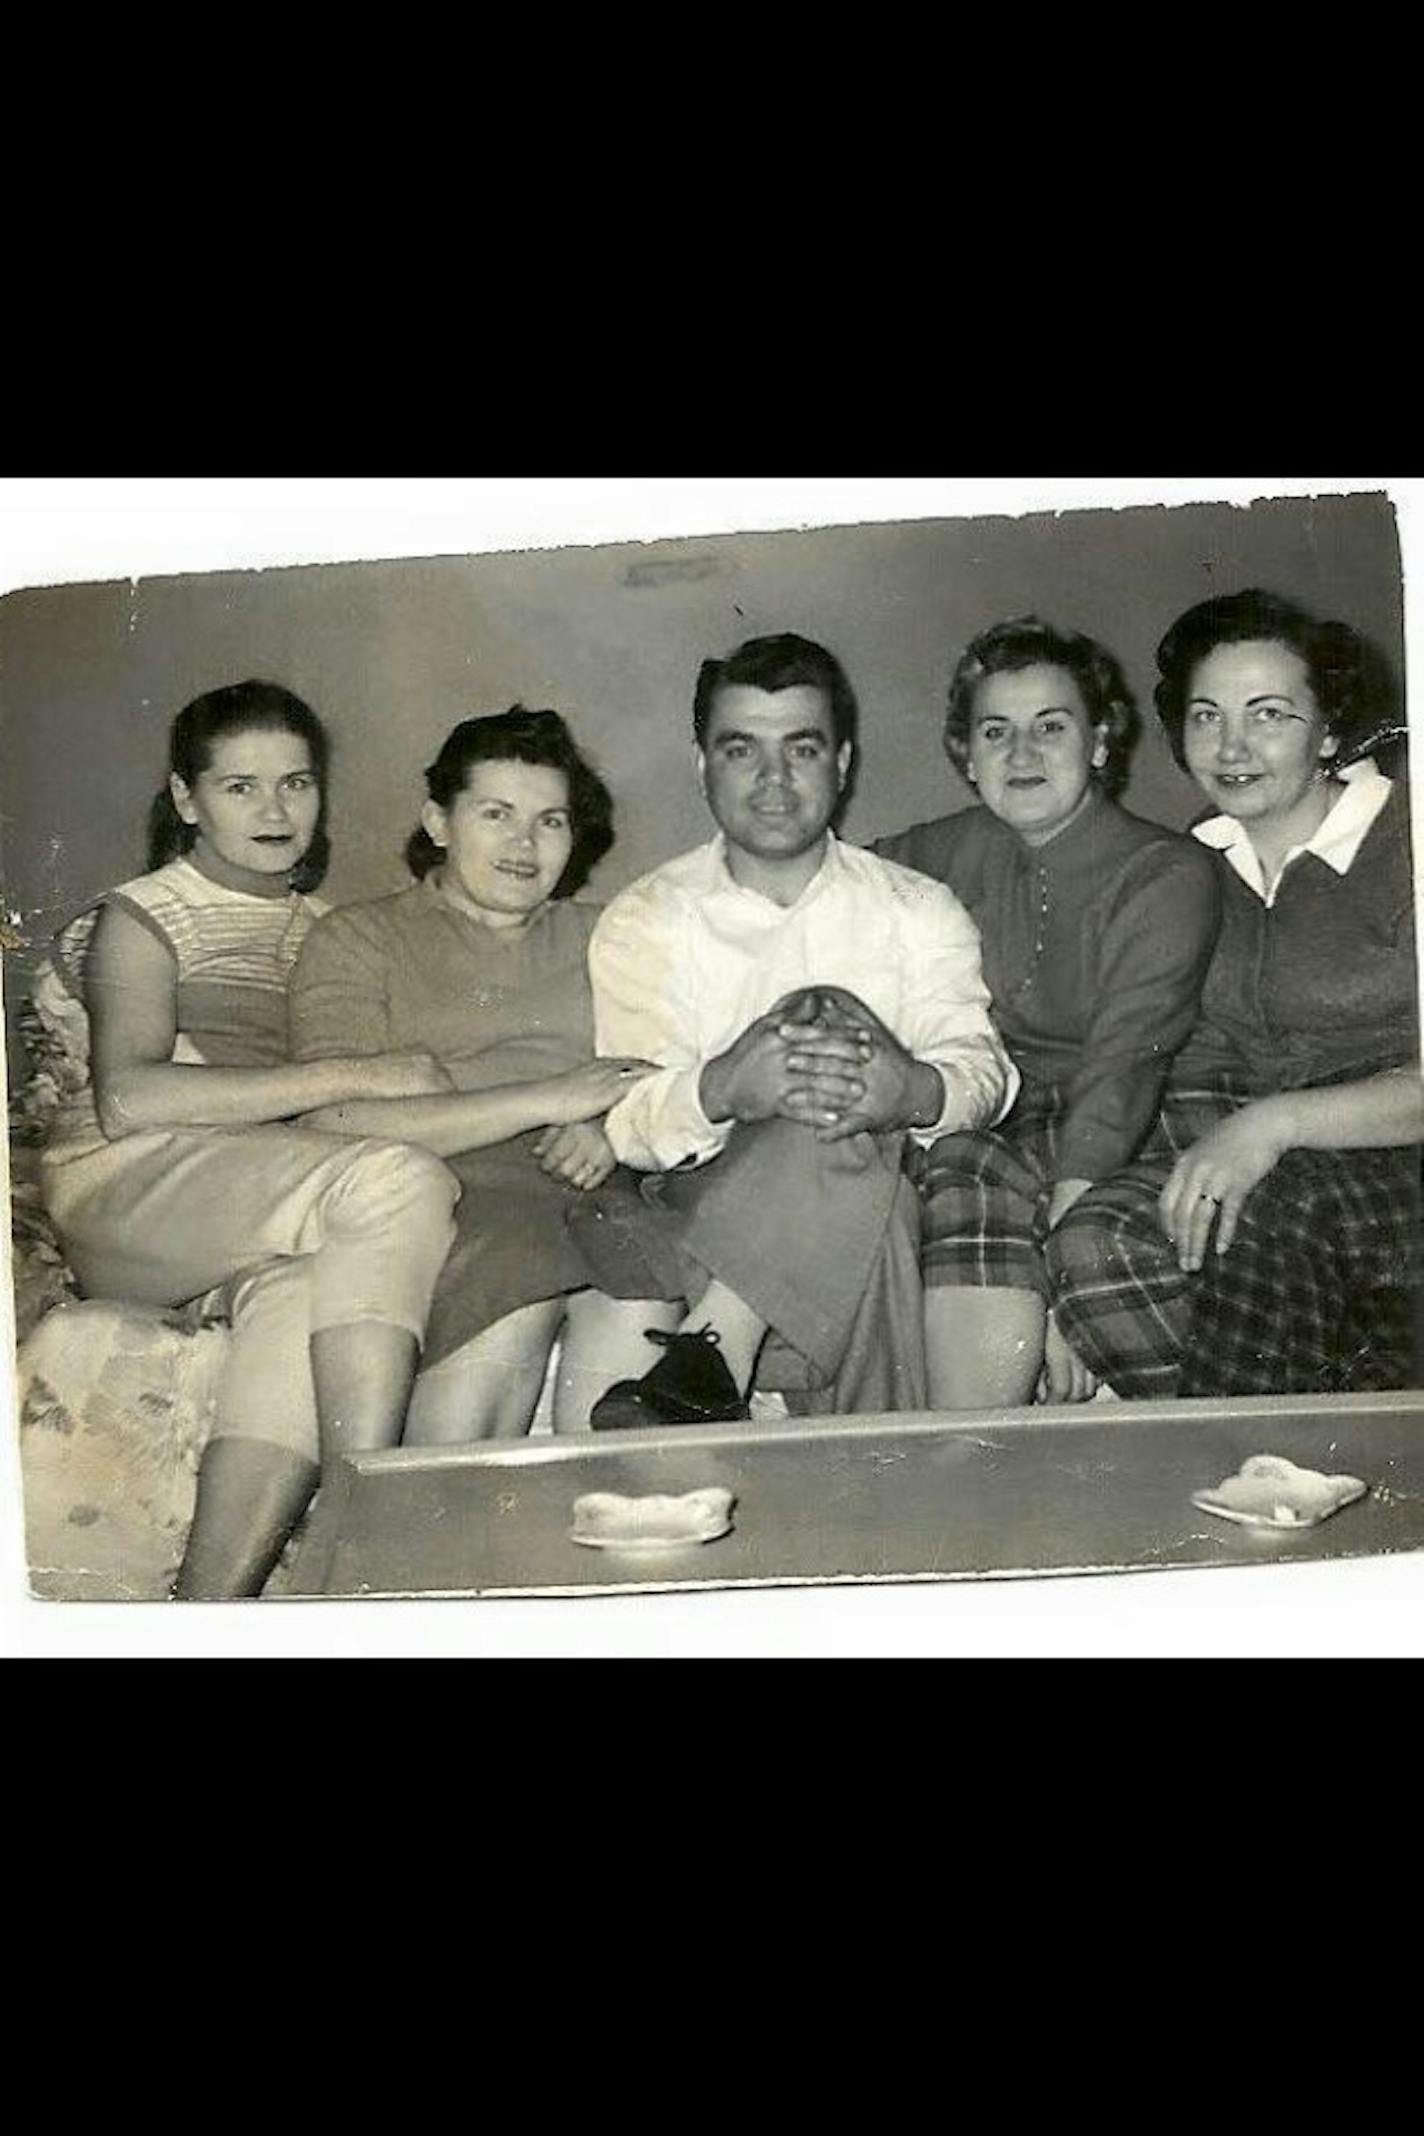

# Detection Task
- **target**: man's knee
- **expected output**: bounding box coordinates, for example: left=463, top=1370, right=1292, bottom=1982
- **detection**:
left=729, top=1116, right=814, bottom=1163
left=735, top=1114, right=884, bottom=1184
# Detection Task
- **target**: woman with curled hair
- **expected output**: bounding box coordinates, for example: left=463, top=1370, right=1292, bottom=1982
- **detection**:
left=1049, top=590, right=1422, bottom=1399
left=290, top=707, right=682, bottom=1441
left=877, top=617, right=1222, bottom=1408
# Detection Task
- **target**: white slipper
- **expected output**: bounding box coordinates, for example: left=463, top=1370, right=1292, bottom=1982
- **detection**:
left=1192, top=1454, right=1368, bottom=1532
left=570, top=1486, right=736, bottom=1552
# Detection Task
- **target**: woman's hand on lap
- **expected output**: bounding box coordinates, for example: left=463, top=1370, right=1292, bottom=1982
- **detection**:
left=1159, top=1099, right=1293, bottom=1272
left=534, top=1121, right=618, bottom=1190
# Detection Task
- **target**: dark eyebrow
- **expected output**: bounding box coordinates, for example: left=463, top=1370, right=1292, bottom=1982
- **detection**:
left=712, top=727, right=830, bottom=748
left=1187, top=692, right=1299, bottom=708
left=214, top=761, right=314, bottom=777
left=974, top=706, right=1075, bottom=723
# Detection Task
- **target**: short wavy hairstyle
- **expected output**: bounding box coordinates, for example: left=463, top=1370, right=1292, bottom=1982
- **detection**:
left=693, top=632, right=859, bottom=753
left=1154, top=588, right=1405, bottom=774
left=404, top=706, right=615, bottom=898
left=944, top=618, right=1140, bottom=801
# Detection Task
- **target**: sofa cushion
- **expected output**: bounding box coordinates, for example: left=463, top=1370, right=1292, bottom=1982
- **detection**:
left=18, top=1300, right=226, bottom=1601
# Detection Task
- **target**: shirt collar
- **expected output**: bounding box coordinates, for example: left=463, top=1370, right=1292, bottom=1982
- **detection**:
left=707, top=829, right=843, bottom=908
left=1193, top=759, right=1393, bottom=902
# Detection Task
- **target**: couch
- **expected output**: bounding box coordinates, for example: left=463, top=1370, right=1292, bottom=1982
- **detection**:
left=8, top=991, right=234, bottom=1600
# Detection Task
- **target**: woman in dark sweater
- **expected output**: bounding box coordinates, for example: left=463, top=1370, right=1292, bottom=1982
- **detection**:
left=878, top=618, right=1221, bottom=1407
left=1049, top=590, right=1421, bottom=1399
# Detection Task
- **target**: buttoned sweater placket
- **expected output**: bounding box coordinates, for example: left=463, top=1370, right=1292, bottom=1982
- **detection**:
left=1008, top=854, right=1054, bottom=1007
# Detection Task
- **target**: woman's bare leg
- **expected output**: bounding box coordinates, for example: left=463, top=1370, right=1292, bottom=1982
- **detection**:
left=311, top=1322, right=423, bottom=1459
left=925, top=1287, right=1046, bottom=1410
left=404, top=1301, right=567, bottom=1445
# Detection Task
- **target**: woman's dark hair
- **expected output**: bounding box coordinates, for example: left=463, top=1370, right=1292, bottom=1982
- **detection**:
left=945, top=618, right=1139, bottom=801
left=147, top=679, right=332, bottom=891
left=1154, top=589, right=1405, bottom=775
left=405, top=707, right=614, bottom=897
left=693, top=633, right=859, bottom=753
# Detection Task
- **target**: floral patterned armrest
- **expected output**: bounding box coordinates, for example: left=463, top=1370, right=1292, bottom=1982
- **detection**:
left=8, top=1163, right=80, bottom=1346
left=8, top=919, right=102, bottom=1333
left=19, top=1300, right=227, bottom=1602
left=9, top=949, right=94, bottom=1340
left=9, top=918, right=96, bottom=1148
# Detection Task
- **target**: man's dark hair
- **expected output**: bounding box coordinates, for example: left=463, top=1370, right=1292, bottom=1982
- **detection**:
left=693, top=633, right=859, bottom=753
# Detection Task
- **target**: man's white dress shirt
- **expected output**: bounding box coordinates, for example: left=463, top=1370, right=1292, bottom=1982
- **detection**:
left=591, top=832, right=1019, bottom=1172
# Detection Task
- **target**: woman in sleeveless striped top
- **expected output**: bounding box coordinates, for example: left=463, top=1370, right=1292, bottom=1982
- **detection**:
left=40, top=682, right=460, bottom=1599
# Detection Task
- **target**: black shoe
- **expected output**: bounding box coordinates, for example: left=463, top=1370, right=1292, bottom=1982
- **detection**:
left=590, top=1327, right=752, bottom=1433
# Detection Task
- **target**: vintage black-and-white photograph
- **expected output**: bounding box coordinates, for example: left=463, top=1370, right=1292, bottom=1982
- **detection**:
left=2, top=478, right=1421, bottom=1653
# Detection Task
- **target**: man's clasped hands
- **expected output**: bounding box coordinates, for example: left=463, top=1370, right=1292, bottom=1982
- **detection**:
left=699, top=988, right=944, bottom=1141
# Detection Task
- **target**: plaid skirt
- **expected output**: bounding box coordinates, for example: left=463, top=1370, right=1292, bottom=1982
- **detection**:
left=1046, top=1080, right=1423, bottom=1400
left=915, top=1089, right=1073, bottom=1302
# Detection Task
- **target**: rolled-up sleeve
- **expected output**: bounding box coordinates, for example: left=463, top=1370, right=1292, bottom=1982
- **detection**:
left=590, top=891, right=731, bottom=1173
left=894, top=876, right=1020, bottom=1144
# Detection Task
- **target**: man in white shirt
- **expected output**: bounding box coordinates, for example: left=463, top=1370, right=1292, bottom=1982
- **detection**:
left=582, top=633, right=1016, bottom=1428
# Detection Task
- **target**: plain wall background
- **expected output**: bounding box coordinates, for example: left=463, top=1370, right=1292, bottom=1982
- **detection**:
left=0, top=489, right=1405, bottom=1082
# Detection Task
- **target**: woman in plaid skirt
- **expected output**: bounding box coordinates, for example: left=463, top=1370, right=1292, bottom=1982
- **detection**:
left=877, top=620, right=1222, bottom=1408
left=1049, top=590, right=1422, bottom=1399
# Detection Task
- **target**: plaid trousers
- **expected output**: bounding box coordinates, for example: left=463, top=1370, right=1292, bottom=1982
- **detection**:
left=915, top=1090, right=1069, bottom=1303
left=1046, top=1082, right=1423, bottom=1400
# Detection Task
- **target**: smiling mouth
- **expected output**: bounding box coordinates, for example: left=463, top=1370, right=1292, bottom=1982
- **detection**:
left=1005, top=777, right=1047, bottom=790
left=497, top=863, right=541, bottom=880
